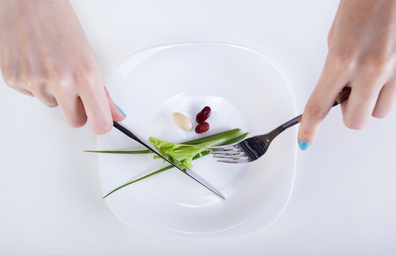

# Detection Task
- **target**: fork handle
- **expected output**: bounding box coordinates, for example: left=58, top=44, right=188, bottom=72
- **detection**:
left=280, top=87, right=351, bottom=130
left=254, top=88, right=351, bottom=148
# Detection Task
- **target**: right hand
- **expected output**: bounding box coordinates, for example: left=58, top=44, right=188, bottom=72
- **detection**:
left=297, top=0, right=396, bottom=150
left=0, top=0, right=126, bottom=134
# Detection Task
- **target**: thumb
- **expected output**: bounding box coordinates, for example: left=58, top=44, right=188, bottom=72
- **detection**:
left=297, top=71, right=345, bottom=150
left=104, top=87, right=127, bottom=122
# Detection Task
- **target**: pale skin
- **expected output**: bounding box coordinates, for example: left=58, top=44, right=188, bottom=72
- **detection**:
left=298, top=0, right=396, bottom=149
left=1, top=0, right=395, bottom=142
left=0, top=0, right=125, bottom=135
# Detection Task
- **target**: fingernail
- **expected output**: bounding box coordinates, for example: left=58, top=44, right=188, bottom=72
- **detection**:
left=299, top=141, right=310, bottom=151
left=116, top=104, right=127, bottom=117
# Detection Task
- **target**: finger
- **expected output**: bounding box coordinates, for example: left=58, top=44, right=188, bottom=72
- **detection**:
left=342, top=81, right=381, bottom=130
left=327, top=0, right=341, bottom=48
left=104, top=87, right=126, bottom=122
left=80, top=84, right=113, bottom=135
left=15, top=88, right=34, bottom=97
left=1, top=69, right=34, bottom=97
left=56, top=94, right=87, bottom=128
left=327, top=13, right=337, bottom=48
left=297, top=67, right=348, bottom=150
left=372, top=82, right=396, bottom=118
left=31, top=85, right=58, bottom=108
left=327, top=22, right=335, bottom=48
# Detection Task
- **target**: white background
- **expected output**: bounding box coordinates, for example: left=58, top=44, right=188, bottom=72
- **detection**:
left=1, top=0, right=395, bottom=254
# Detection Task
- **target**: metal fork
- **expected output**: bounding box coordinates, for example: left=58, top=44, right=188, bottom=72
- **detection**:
left=206, top=87, right=351, bottom=164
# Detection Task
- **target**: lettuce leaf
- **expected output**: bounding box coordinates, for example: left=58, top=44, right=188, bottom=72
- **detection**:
left=148, top=134, right=238, bottom=170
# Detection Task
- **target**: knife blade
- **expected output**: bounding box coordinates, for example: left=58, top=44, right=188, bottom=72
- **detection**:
left=113, top=121, right=225, bottom=200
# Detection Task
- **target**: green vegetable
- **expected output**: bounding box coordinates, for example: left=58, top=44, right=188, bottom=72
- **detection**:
left=182, top=128, right=241, bottom=145
left=84, top=129, right=241, bottom=155
left=102, top=132, right=249, bottom=199
left=84, top=128, right=248, bottom=198
left=148, top=133, right=240, bottom=170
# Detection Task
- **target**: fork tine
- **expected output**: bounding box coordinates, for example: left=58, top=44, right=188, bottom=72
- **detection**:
left=206, top=145, right=236, bottom=151
left=217, top=157, right=250, bottom=163
left=213, top=153, right=244, bottom=158
left=209, top=148, right=240, bottom=155
left=217, top=159, right=239, bottom=164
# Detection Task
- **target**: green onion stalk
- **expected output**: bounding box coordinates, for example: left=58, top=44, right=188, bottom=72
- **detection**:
left=85, top=129, right=248, bottom=198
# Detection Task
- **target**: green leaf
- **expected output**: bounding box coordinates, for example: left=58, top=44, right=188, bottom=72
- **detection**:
left=148, top=133, right=240, bottom=170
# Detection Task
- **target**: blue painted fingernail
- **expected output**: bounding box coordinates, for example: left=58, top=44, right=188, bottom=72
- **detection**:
left=116, top=104, right=127, bottom=117
left=299, top=141, right=310, bottom=151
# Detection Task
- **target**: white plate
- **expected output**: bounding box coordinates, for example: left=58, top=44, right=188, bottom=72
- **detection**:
left=99, top=43, right=297, bottom=238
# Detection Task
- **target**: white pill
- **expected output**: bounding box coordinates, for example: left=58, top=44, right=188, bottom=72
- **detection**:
left=172, top=112, right=192, bottom=131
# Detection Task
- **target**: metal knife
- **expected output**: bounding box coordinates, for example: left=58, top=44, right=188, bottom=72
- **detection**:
left=113, top=121, right=225, bottom=200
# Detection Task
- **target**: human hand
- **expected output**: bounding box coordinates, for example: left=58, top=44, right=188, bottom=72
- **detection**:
left=298, top=0, right=396, bottom=150
left=0, top=0, right=126, bottom=135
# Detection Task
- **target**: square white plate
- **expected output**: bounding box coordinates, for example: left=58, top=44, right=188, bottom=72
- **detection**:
left=99, top=43, right=297, bottom=238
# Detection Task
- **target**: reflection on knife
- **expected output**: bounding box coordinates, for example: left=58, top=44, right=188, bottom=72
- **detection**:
left=112, top=121, right=225, bottom=200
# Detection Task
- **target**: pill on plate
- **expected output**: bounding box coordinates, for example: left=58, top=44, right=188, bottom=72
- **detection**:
left=172, top=112, right=193, bottom=131
left=195, top=122, right=210, bottom=134
left=196, top=106, right=211, bottom=123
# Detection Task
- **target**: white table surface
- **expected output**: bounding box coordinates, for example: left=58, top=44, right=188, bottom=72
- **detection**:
left=1, top=0, right=395, bottom=254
